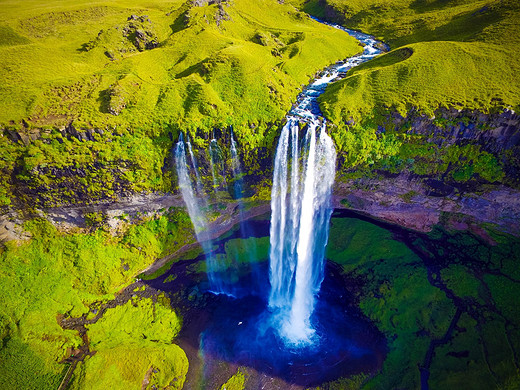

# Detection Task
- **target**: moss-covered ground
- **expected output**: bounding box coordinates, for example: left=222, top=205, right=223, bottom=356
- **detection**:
left=0, top=209, right=194, bottom=389
left=71, top=294, right=188, bottom=389
left=326, top=214, right=520, bottom=389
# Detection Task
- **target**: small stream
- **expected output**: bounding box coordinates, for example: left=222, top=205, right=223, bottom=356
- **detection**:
left=289, top=17, right=386, bottom=122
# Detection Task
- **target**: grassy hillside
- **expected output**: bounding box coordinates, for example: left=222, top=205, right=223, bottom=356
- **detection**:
left=285, top=0, right=520, bottom=186
left=0, top=0, right=359, bottom=129
left=0, top=0, right=360, bottom=207
left=316, top=0, right=520, bottom=122
left=0, top=211, right=195, bottom=389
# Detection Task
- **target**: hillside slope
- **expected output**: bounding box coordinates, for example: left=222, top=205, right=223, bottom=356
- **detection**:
left=287, top=0, right=520, bottom=190
left=0, top=0, right=360, bottom=207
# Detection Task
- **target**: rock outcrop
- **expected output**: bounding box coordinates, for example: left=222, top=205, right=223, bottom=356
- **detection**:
left=334, top=173, right=520, bottom=240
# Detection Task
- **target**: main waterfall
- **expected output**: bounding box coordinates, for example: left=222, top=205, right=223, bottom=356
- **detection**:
left=268, top=120, right=337, bottom=344
left=268, top=19, right=383, bottom=345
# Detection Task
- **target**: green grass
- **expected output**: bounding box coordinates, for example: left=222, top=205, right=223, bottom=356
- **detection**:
left=0, top=0, right=360, bottom=128
left=71, top=295, right=188, bottom=389
left=313, top=0, right=520, bottom=120
left=0, top=211, right=194, bottom=389
left=0, top=0, right=361, bottom=206
left=220, top=369, right=246, bottom=390
left=321, top=39, right=520, bottom=122
left=290, top=0, right=520, bottom=184
left=327, top=216, right=520, bottom=389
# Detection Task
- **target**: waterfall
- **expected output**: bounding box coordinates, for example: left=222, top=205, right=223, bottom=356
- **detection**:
left=268, top=120, right=337, bottom=345
left=230, top=131, right=241, bottom=197
left=209, top=138, right=227, bottom=197
left=186, top=134, right=204, bottom=195
left=175, top=135, right=223, bottom=293
left=174, top=17, right=381, bottom=345
left=266, top=18, right=382, bottom=346
left=209, top=138, right=219, bottom=196
left=230, top=131, right=259, bottom=287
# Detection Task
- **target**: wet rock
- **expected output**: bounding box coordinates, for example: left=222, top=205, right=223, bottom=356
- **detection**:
left=0, top=212, right=31, bottom=242
left=334, top=174, right=520, bottom=236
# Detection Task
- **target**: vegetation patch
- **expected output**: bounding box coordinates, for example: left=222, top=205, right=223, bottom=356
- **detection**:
left=327, top=216, right=520, bottom=389
left=0, top=210, right=193, bottom=389
left=71, top=295, right=188, bottom=390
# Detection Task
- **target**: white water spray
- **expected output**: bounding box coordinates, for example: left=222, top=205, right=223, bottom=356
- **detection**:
left=186, top=134, right=204, bottom=195
left=268, top=120, right=336, bottom=344
left=209, top=138, right=219, bottom=195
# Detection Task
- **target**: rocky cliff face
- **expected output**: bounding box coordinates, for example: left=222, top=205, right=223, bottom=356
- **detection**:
left=331, top=106, right=520, bottom=238
left=387, top=107, right=520, bottom=184
left=334, top=174, right=520, bottom=240
left=2, top=105, right=520, bottom=242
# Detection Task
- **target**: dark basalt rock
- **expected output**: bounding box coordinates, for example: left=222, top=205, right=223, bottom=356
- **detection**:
left=395, top=108, right=520, bottom=153
left=391, top=107, right=520, bottom=184
left=122, top=15, right=158, bottom=51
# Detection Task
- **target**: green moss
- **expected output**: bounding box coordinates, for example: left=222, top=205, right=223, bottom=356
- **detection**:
left=428, top=313, right=496, bottom=389
left=325, top=218, right=520, bottom=389
left=0, top=0, right=363, bottom=205
left=0, top=337, right=65, bottom=390
left=220, top=368, right=246, bottom=390
left=327, top=216, right=458, bottom=389
left=78, top=295, right=188, bottom=390
left=0, top=212, right=193, bottom=388
left=485, top=274, right=520, bottom=323
left=326, top=217, right=418, bottom=270
left=440, top=265, right=484, bottom=303
left=330, top=123, right=401, bottom=169
left=84, top=211, right=107, bottom=228
left=317, top=373, right=369, bottom=390
left=400, top=190, right=419, bottom=203
left=72, top=344, right=187, bottom=390
left=224, top=236, right=269, bottom=265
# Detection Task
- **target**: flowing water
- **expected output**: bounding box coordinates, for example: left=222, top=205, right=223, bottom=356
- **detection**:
left=175, top=135, right=224, bottom=293
left=209, top=138, right=220, bottom=196
left=186, top=134, right=204, bottom=196
left=268, top=20, right=385, bottom=344
left=230, top=131, right=258, bottom=267
left=147, top=214, right=387, bottom=388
